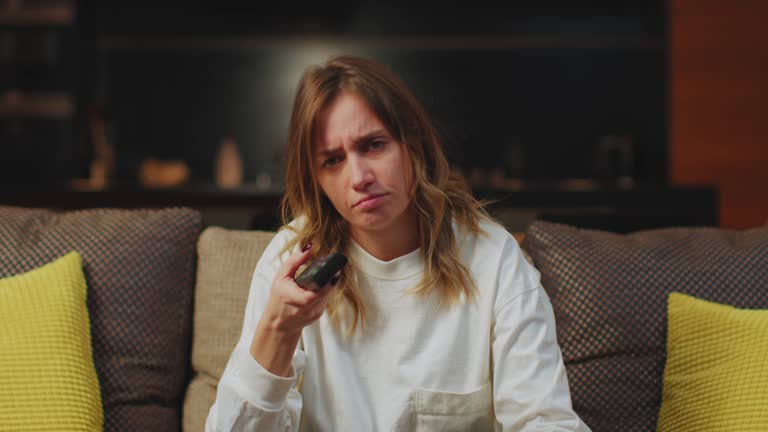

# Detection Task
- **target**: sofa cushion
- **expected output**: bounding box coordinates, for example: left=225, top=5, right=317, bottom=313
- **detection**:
left=0, top=251, right=103, bottom=431
left=521, top=221, right=768, bottom=432
left=183, top=227, right=276, bottom=432
left=656, top=292, right=768, bottom=431
left=0, top=206, right=202, bottom=432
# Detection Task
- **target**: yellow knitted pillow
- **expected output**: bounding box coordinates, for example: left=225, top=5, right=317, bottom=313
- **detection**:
left=0, top=251, right=103, bottom=431
left=657, top=292, right=768, bottom=431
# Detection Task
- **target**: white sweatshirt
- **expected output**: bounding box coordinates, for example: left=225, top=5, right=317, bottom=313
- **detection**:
left=206, top=219, right=591, bottom=431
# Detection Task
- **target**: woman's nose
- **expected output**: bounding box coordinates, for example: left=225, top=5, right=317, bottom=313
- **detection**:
left=349, top=156, right=374, bottom=190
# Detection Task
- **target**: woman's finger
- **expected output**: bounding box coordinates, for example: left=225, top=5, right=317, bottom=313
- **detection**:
left=277, top=245, right=313, bottom=279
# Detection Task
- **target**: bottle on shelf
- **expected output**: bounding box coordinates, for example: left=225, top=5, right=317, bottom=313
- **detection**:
left=214, top=134, right=244, bottom=189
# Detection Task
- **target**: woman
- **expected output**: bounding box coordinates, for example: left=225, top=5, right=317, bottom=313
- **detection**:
left=207, top=55, right=590, bottom=431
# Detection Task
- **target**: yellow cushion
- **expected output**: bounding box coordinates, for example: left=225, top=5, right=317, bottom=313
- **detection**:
left=0, top=251, right=103, bottom=431
left=657, top=292, right=768, bottom=431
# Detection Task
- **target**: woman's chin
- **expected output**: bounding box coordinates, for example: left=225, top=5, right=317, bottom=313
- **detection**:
left=350, top=212, right=398, bottom=234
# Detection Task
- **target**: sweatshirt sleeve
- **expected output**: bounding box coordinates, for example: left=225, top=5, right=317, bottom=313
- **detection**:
left=206, top=230, right=306, bottom=432
left=491, top=238, right=591, bottom=432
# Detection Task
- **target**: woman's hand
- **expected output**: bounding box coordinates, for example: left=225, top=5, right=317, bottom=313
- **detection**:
left=250, top=245, right=337, bottom=376
left=264, top=245, right=337, bottom=334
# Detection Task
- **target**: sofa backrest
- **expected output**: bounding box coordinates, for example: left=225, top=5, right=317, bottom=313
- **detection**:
left=183, top=227, right=276, bottom=432
left=522, top=221, right=768, bottom=431
left=0, top=206, right=202, bottom=432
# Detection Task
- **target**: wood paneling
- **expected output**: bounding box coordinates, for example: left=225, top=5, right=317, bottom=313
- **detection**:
left=670, top=0, right=768, bottom=228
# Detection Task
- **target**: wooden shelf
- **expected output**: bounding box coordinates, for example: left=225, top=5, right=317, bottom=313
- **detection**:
left=0, top=184, right=719, bottom=233
left=0, top=91, right=72, bottom=117
left=101, top=35, right=665, bottom=52
left=0, top=5, right=73, bottom=26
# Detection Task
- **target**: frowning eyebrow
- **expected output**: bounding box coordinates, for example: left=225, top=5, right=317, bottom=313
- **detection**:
left=317, top=129, right=389, bottom=157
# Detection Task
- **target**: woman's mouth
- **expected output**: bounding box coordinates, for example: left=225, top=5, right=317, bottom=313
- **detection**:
left=353, top=193, right=386, bottom=210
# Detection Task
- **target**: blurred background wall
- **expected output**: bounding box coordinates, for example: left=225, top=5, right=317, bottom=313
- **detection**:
left=1, top=0, right=765, bottom=230
left=670, top=0, right=768, bottom=228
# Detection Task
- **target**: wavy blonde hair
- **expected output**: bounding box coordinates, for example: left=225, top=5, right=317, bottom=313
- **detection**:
left=280, top=55, right=490, bottom=334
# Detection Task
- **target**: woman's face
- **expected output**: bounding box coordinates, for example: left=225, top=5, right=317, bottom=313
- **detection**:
left=313, top=90, right=415, bottom=237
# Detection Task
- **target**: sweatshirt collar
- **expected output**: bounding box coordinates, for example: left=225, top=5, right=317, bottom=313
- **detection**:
left=347, top=238, right=424, bottom=280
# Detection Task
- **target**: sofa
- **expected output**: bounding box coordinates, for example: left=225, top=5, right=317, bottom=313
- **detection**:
left=0, top=205, right=766, bottom=432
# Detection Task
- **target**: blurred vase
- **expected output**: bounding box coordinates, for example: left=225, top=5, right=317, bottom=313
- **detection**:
left=215, top=135, right=243, bottom=188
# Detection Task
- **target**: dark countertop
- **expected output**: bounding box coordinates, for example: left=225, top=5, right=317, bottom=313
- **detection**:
left=1, top=181, right=718, bottom=233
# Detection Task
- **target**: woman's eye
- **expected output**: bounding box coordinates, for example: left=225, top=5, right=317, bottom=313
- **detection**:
left=322, top=157, right=340, bottom=168
left=368, top=140, right=385, bottom=151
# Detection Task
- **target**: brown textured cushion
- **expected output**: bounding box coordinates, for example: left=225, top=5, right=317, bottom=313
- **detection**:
left=521, top=221, right=768, bottom=432
left=183, top=227, right=275, bottom=432
left=0, top=206, right=202, bottom=432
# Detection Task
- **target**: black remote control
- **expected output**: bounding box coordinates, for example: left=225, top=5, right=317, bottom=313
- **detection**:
left=295, top=251, right=348, bottom=291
